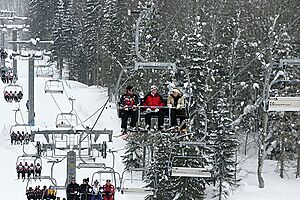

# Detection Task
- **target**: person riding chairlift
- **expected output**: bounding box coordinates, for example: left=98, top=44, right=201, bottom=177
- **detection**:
left=143, top=85, right=165, bottom=131
left=119, top=85, right=139, bottom=134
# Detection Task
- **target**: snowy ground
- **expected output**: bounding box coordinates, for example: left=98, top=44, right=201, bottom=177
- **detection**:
left=1, top=57, right=300, bottom=199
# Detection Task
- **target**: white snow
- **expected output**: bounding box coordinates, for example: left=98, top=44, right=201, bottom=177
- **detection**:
left=0, top=58, right=300, bottom=200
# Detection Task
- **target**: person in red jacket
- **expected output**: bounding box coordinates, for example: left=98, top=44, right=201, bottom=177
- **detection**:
left=102, top=179, right=115, bottom=200
left=143, top=85, right=165, bottom=130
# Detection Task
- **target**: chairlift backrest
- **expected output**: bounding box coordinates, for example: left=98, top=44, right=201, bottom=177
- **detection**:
left=44, top=80, right=64, bottom=93
left=55, top=113, right=78, bottom=128
left=36, top=65, right=54, bottom=77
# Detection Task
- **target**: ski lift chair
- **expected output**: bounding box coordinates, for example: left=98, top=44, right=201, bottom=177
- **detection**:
left=36, top=65, right=54, bottom=77
left=115, top=62, right=191, bottom=131
left=4, top=84, right=23, bottom=93
left=16, top=155, right=42, bottom=179
left=9, top=124, right=33, bottom=143
left=9, top=124, right=31, bottom=135
left=26, top=176, right=58, bottom=198
left=268, top=79, right=300, bottom=112
left=55, top=113, right=78, bottom=128
left=120, top=168, right=154, bottom=195
left=91, top=167, right=121, bottom=193
left=44, top=80, right=64, bottom=94
left=167, top=141, right=214, bottom=178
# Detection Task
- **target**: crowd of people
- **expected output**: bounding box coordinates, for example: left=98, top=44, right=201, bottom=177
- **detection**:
left=11, top=131, right=33, bottom=145
left=67, top=178, right=115, bottom=200
left=119, top=85, right=187, bottom=135
left=4, top=90, right=23, bottom=102
left=16, top=162, right=42, bottom=179
left=26, top=185, right=57, bottom=200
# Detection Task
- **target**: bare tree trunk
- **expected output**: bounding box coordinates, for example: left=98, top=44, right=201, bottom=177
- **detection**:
left=279, top=134, right=284, bottom=178
left=279, top=114, right=286, bottom=178
left=297, top=144, right=300, bottom=178
left=257, top=57, right=273, bottom=188
left=218, top=177, right=222, bottom=200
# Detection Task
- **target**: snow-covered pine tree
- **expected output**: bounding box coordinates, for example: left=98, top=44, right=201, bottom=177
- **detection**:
left=28, top=0, right=58, bottom=39
left=80, top=0, right=101, bottom=85
left=122, top=138, right=144, bottom=170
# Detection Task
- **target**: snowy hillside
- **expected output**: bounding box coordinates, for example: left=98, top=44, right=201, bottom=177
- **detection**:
left=1, top=59, right=300, bottom=200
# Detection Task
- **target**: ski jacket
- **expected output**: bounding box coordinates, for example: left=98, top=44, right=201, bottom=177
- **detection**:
left=102, top=184, right=115, bottom=195
left=120, top=93, right=139, bottom=107
left=167, top=94, right=185, bottom=109
left=143, top=92, right=165, bottom=109
left=92, top=185, right=102, bottom=195
left=16, top=164, right=23, bottom=171
left=67, top=182, right=80, bottom=194
left=79, top=183, right=92, bottom=194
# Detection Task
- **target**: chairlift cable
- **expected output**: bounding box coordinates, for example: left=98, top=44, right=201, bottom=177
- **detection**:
left=39, top=66, right=73, bottom=127
left=91, top=97, right=110, bottom=131
left=61, top=83, right=86, bottom=129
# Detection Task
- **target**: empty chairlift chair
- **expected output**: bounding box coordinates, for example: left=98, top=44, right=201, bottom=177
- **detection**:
left=44, top=80, right=64, bottom=94
left=120, top=168, right=154, bottom=195
left=36, top=65, right=54, bottom=78
left=55, top=113, right=78, bottom=128
left=167, top=141, right=214, bottom=178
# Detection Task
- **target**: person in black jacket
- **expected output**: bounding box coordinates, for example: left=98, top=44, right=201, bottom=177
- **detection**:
left=26, top=187, right=35, bottom=200
left=119, top=85, right=140, bottom=134
left=79, top=178, right=92, bottom=200
left=67, top=178, right=80, bottom=200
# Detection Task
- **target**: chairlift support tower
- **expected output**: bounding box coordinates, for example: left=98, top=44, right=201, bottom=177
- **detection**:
left=32, top=128, right=113, bottom=186
left=9, top=39, right=54, bottom=126
left=0, top=10, right=28, bottom=73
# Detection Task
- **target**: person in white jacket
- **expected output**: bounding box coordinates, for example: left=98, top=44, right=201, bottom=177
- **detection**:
left=167, top=88, right=187, bottom=130
left=91, top=180, right=103, bottom=200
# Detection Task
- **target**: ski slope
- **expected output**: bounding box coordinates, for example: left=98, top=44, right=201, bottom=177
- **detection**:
left=0, top=58, right=146, bottom=199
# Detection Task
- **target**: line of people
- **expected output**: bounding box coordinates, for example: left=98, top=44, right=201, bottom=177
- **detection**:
left=120, top=85, right=187, bottom=135
left=67, top=178, right=115, bottom=200
left=4, top=90, right=23, bottom=102
left=26, top=185, right=57, bottom=200
left=16, top=162, right=42, bottom=179
left=11, top=131, right=33, bottom=145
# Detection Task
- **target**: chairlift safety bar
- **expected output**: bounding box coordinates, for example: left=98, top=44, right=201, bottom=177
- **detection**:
left=77, top=163, right=106, bottom=169
left=279, top=59, right=300, bottom=67
left=171, top=167, right=212, bottom=178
